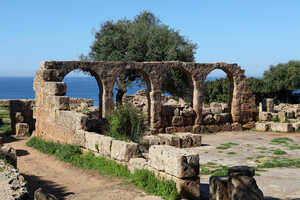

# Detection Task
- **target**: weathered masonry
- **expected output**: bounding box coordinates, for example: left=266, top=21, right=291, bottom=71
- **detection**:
left=33, top=61, right=256, bottom=142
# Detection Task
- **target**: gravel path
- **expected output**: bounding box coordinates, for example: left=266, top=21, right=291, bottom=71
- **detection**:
left=7, top=138, right=162, bottom=200
left=0, top=173, right=13, bottom=200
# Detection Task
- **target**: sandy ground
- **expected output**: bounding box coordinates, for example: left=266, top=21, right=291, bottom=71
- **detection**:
left=5, top=138, right=162, bottom=200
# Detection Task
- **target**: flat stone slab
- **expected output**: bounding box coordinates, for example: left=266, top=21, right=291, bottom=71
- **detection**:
left=111, top=140, right=138, bottom=162
left=149, top=145, right=199, bottom=178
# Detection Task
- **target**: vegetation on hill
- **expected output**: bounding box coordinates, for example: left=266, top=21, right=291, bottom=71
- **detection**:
left=81, top=11, right=197, bottom=105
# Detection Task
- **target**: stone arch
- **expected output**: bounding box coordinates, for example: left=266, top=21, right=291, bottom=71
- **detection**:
left=111, top=66, right=153, bottom=127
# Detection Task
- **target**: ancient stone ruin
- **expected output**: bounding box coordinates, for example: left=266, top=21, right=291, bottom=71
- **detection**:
left=29, top=61, right=257, bottom=199
left=256, top=98, right=300, bottom=132
left=33, top=61, right=256, bottom=139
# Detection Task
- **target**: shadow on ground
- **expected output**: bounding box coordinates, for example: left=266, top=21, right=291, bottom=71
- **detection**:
left=22, top=174, right=74, bottom=199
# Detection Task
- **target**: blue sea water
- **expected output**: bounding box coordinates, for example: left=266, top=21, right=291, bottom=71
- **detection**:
left=0, top=76, right=220, bottom=106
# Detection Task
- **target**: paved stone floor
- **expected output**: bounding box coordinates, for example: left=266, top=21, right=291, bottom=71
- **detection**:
left=190, top=131, right=300, bottom=199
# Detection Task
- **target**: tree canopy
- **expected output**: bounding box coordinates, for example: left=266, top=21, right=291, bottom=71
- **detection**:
left=203, top=61, right=300, bottom=105
left=82, top=11, right=197, bottom=104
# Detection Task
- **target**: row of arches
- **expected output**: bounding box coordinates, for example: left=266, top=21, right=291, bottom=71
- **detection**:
left=63, top=67, right=232, bottom=130
left=35, top=61, right=256, bottom=131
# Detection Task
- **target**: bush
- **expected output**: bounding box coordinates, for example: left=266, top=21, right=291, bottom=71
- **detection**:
left=108, top=103, right=145, bottom=142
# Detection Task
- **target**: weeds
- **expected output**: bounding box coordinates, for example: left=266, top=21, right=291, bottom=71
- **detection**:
left=27, top=137, right=179, bottom=200
left=273, top=149, right=287, bottom=155
left=271, top=137, right=293, bottom=145
left=216, top=142, right=239, bottom=150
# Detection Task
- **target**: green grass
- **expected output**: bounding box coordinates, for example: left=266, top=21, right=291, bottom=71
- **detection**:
left=272, top=116, right=280, bottom=122
left=271, top=137, right=293, bottom=145
left=258, top=158, right=300, bottom=168
left=216, top=142, right=239, bottom=150
left=273, top=149, right=287, bottom=155
left=256, top=146, right=268, bottom=150
left=288, top=145, right=300, bottom=150
left=26, top=137, right=179, bottom=200
left=227, top=152, right=236, bottom=155
left=0, top=124, right=12, bottom=135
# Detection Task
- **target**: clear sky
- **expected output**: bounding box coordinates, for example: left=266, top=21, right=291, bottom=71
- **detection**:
left=0, top=1, right=299, bottom=77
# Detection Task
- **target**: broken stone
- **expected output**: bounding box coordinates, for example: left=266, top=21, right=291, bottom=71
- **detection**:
left=128, top=158, right=148, bottom=173
left=258, top=112, right=272, bottom=121
left=255, top=122, right=270, bottom=131
left=270, top=122, right=293, bottom=132
left=16, top=123, right=29, bottom=137
left=172, top=116, right=184, bottom=126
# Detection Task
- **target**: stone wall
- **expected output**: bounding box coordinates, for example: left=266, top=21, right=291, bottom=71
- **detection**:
left=33, top=61, right=256, bottom=138
left=0, top=99, right=35, bottom=134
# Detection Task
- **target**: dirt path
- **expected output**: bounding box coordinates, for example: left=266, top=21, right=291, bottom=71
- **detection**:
left=6, top=138, right=161, bottom=200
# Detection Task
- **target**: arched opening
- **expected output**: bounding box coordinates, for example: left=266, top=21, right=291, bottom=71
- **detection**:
left=112, top=69, right=152, bottom=128
left=62, top=69, right=104, bottom=132
left=160, top=68, right=194, bottom=132
left=203, top=69, right=233, bottom=127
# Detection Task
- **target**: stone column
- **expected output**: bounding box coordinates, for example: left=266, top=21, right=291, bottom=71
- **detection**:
left=149, top=89, right=161, bottom=131
left=102, top=79, right=114, bottom=118
left=266, top=98, right=274, bottom=113
left=193, top=80, right=204, bottom=125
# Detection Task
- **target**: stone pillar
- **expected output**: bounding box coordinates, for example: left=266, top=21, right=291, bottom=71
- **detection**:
left=266, top=98, right=274, bottom=113
left=150, top=90, right=161, bottom=130
left=193, top=80, right=204, bottom=125
left=102, top=79, right=114, bottom=118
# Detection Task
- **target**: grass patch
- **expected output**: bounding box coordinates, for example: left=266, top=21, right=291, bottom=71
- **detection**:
left=273, top=149, right=287, bottom=155
left=27, top=137, right=178, bottom=200
left=271, top=137, right=293, bottom=145
left=258, top=158, right=300, bottom=168
left=272, top=116, right=280, bottom=122
left=216, top=142, right=239, bottom=150
left=227, top=152, right=236, bottom=155
left=256, top=146, right=268, bottom=150
left=288, top=145, right=300, bottom=150
left=0, top=124, right=12, bottom=135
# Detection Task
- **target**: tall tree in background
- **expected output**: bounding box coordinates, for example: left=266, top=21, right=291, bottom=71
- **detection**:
left=83, top=11, right=197, bottom=105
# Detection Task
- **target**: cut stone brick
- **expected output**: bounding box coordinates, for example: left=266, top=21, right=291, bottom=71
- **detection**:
left=270, top=122, right=293, bottom=132
left=85, top=132, right=113, bottom=156
left=149, top=145, right=199, bottom=178
left=16, top=123, right=29, bottom=137
left=111, top=140, right=138, bottom=162
left=128, top=158, right=148, bottom=173
left=255, top=123, right=270, bottom=131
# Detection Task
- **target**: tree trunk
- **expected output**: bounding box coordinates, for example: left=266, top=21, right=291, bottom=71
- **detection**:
left=116, top=88, right=127, bottom=106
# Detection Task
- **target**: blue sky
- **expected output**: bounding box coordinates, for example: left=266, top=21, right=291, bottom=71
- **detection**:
left=0, top=1, right=299, bottom=77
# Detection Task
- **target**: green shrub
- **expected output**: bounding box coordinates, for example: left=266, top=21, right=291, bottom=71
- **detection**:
left=272, top=116, right=280, bottom=122
left=108, top=103, right=145, bottom=142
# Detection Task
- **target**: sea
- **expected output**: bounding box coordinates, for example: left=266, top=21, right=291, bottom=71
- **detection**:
left=0, top=76, right=219, bottom=106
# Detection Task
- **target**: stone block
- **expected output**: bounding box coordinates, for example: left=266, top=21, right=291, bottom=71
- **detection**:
left=287, top=110, right=295, bottom=119
left=85, top=132, right=113, bottom=156
left=149, top=145, right=199, bottom=178
left=141, top=135, right=161, bottom=148
left=111, top=140, right=138, bottom=162
left=209, top=176, right=229, bottom=200
left=228, top=166, right=255, bottom=177
left=211, top=107, right=222, bottom=114
left=172, top=116, right=184, bottom=126
left=206, top=125, right=221, bottom=133
left=278, top=111, right=287, bottom=122
left=242, top=121, right=255, bottom=129
left=158, top=134, right=181, bottom=147
left=175, top=132, right=202, bottom=147
left=266, top=98, right=274, bottom=112
left=16, top=123, right=29, bottom=137
left=43, top=82, right=66, bottom=96
left=258, top=112, right=271, bottom=121
left=47, top=96, right=69, bottom=110
left=128, top=158, right=148, bottom=173
left=15, top=112, right=24, bottom=123
left=231, top=122, right=242, bottom=131
left=165, top=126, right=176, bottom=134
left=255, top=123, right=270, bottom=131
left=220, top=123, right=232, bottom=132
left=270, top=122, right=293, bottom=132
left=292, top=122, right=300, bottom=131
left=192, top=125, right=203, bottom=134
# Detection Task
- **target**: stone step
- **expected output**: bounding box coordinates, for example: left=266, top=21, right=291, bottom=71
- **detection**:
left=141, top=132, right=201, bottom=149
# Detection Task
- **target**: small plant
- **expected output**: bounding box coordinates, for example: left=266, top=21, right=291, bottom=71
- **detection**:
left=271, top=137, right=293, bottom=145
left=203, top=129, right=212, bottom=134
left=272, top=116, right=280, bottom=122
left=95, top=144, right=99, bottom=153
left=288, top=145, right=300, bottom=150
left=108, top=103, right=145, bottom=143
left=227, top=152, right=236, bottom=155
left=284, top=118, right=290, bottom=123
left=216, top=142, right=239, bottom=150
left=273, top=149, right=287, bottom=155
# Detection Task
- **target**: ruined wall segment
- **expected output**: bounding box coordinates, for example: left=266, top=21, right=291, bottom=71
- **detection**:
left=33, top=61, right=256, bottom=141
